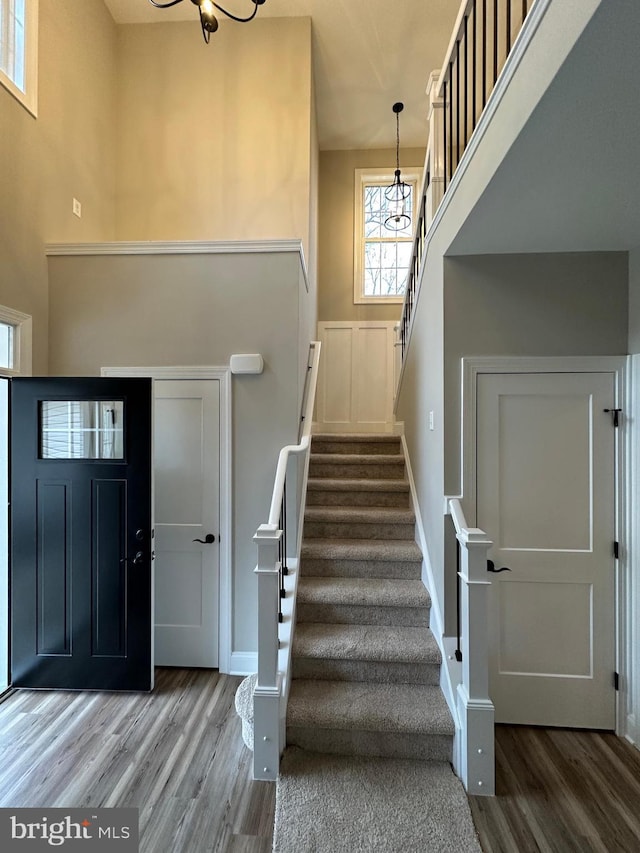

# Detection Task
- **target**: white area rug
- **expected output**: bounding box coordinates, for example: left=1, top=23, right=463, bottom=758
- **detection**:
left=273, top=747, right=482, bottom=853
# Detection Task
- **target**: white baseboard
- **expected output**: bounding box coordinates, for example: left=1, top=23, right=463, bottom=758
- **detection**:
left=229, top=652, right=258, bottom=676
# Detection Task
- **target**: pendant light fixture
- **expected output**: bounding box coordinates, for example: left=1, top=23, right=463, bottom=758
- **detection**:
left=149, top=0, right=266, bottom=44
left=384, top=102, right=411, bottom=232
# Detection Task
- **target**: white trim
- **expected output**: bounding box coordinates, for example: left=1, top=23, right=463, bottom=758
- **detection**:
left=230, top=651, right=258, bottom=677
left=0, top=0, right=38, bottom=117
left=461, top=354, right=628, bottom=737
left=101, top=365, right=233, bottom=674
left=45, top=239, right=309, bottom=293
left=400, top=434, right=444, bottom=645
left=0, top=305, right=32, bottom=378
left=626, top=356, right=640, bottom=746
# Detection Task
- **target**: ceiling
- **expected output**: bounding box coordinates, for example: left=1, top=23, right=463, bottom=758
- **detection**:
left=103, top=0, right=460, bottom=151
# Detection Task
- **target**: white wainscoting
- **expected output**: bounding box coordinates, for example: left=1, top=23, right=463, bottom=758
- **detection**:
left=316, top=321, right=399, bottom=433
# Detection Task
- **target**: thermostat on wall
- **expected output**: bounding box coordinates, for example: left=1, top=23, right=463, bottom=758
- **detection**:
left=230, top=354, right=264, bottom=375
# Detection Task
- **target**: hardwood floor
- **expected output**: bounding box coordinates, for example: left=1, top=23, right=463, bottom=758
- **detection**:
left=2, top=673, right=640, bottom=852
left=0, top=669, right=275, bottom=853
left=470, top=725, right=640, bottom=853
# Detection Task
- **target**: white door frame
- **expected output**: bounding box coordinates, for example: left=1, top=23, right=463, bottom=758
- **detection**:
left=102, top=366, right=232, bottom=674
left=460, top=355, right=628, bottom=736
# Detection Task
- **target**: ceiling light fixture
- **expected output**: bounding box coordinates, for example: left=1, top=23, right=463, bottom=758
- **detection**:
left=384, top=102, right=411, bottom=232
left=149, top=0, right=266, bottom=44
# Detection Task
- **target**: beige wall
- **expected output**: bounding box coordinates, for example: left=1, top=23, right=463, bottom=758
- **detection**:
left=115, top=18, right=313, bottom=257
left=47, top=250, right=311, bottom=656
left=0, top=0, right=118, bottom=373
left=318, top=147, right=425, bottom=322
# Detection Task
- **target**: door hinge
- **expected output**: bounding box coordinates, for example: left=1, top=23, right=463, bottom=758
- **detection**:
left=614, top=541, right=620, bottom=559
left=604, top=408, right=622, bottom=427
left=614, top=672, right=620, bottom=691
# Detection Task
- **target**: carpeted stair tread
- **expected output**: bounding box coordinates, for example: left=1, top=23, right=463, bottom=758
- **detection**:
left=301, top=538, right=422, bottom=562
left=293, top=623, right=440, bottom=665
left=297, top=577, right=430, bottom=609
left=305, top=506, right=415, bottom=524
left=287, top=680, right=454, bottom=736
left=310, top=452, right=403, bottom=465
left=311, top=434, right=402, bottom=457
left=312, top=433, right=402, bottom=442
left=307, top=478, right=410, bottom=493
left=273, top=748, right=482, bottom=853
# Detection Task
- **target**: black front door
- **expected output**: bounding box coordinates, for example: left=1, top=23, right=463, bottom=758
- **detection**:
left=10, top=377, right=152, bottom=690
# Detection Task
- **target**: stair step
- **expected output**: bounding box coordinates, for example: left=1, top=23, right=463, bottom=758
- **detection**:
left=297, top=577, right=430, bottom=627
left=309, top=453, right=405, bottom=481
left=304, top=506, right=415, bottom=540
left=300, top=538, right=423, bottom=579
left=292, top=623, right=440, bottom=684
left=306, top=478, right=410, bottom=508
left=287, top=680, right=453, bottom=761
left=311, top=434, right=402, bottom=456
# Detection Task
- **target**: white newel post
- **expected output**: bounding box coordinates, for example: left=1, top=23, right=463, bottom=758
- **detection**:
left=425, top=69, right=444, bottom=226
left=456, top=526, right=495, bottom=796
left=253, top=523, right=282, bottom=781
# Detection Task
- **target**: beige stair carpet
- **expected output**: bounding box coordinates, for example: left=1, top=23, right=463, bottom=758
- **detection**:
left=273, top=747, right=481, bottom=853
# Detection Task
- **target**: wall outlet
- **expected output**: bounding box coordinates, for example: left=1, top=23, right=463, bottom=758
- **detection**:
left=72, top=198, right=82, bottom=218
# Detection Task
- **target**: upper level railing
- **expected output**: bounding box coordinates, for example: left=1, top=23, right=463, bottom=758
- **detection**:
left=441, top=0, right=534, bottom=188
left=252, top=341, right=321, bottom=782
left=397, top=0, right=535, bottom=363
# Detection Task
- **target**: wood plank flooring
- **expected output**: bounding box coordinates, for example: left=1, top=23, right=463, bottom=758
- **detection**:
left=0, top=669, right=275, bottom=853
left=470, top=725, right=640, bottom=853
left=1, top=671, right=639, bottom=852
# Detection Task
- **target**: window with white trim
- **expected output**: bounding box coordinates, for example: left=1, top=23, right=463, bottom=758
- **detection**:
left=0, top=305, right=32, bottom=376
left=354, top=167, right=421, bottom=305
left=0, top=0, right=38, bottom=115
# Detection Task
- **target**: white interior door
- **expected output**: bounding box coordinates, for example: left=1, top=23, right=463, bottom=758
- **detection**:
left=477, top=372, right=616, bottom=729
left=154, top=379, right=220, bottom=668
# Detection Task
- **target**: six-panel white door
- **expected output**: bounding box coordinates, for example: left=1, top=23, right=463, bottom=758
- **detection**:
left=477, top=372, right=616, bottom=729
left=154, top=379, right=220, bottom=668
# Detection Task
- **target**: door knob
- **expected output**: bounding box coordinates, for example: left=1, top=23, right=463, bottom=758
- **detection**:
left=193, top=534, right=216, bottom=544
left=487, top=559, right=511, bottom=573
left=120, top=551, right=144, bottom=565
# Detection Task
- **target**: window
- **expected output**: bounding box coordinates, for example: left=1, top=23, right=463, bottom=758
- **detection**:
left=40, top=401, right=124, bottom=460
left=0, top=305, right=32, bottom=376
left=354, top=167, right=421, bottom=304
left=0, top=0, right=38, bottom=115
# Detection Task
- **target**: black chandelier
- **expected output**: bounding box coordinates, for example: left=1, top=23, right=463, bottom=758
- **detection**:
left=149, top=0, right=267, bottom=44
left=384, top=102, right=411, bottom=232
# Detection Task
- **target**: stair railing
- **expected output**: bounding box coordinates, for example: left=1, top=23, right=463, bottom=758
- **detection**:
left=253, top=341, right=321, bottom=781
left=448, top=498, right=495, bottom=795
left=398, top=0, right=535, bottom=366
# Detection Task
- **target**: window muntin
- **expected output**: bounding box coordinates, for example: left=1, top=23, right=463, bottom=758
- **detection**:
left=0, top=0, right=37, bottom=115
left=40, top=401, right=125, bottom=460
left=354, top=168, right=421, bottom=304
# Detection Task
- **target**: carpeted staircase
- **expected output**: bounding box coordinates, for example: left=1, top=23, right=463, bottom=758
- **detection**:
left=286, top=433, right=455, bottom=762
